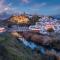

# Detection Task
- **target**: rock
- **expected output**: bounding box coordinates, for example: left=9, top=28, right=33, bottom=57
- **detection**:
left=21, top=32, right=53, bottom=45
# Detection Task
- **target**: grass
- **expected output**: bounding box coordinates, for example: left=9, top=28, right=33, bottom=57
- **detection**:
left=0, top=32, right=58, bottom=60
left=0, top=32, right=42, bottom=60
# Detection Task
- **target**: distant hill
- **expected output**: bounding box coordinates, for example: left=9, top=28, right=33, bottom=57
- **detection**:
left=0, top=12, right=11, bottom=21
left=53, top=15, right=60, bottom=20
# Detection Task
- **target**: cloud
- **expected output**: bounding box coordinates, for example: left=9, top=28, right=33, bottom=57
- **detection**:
left=48, top=5, right=60, bottom=15
left=21, top=0, right=30, bottom=4
left=9, top=8, right=22, bottom=15
left=54, top=5, right=60, bottom=10
left=0, top=0, right=11, bottom=13
left=32, top=2, right=47, bottom=8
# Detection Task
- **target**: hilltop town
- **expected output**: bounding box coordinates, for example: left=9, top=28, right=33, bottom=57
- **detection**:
left=0, top=14, right=60, bottom=60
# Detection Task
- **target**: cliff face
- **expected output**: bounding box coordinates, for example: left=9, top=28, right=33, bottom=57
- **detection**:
left=20, top=32, right=55, bottom=45
left=10, top=31, right=60, bottom=50
left=0, top=15, right=31, bottom=27
left=9, top=15, right=30, bottom=25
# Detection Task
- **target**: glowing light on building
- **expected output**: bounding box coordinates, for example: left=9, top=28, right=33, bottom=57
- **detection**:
left=10, top=15, right=30, bottom=24
left=0, top=27, right=6, bottom=33
left=45, top=24, right=54, bottom=31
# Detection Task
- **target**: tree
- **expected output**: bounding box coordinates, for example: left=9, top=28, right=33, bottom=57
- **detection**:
left=30, top=15, right=40, bottom=25
left=47, top=28, right=54, bottom=32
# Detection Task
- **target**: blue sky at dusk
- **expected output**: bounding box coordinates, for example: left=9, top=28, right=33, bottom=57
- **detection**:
left=0, top=0, right=60, bottom=15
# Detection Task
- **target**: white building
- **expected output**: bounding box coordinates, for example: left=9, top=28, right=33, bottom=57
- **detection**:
left=29, top=16, right=60, bottom=34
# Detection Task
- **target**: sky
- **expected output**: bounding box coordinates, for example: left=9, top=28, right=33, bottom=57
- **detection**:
left=0, top=0, right=60, bottom=15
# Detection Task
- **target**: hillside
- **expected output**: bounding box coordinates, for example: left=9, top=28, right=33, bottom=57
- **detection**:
left=0, top=33, right=43, bottom=60
left=0, top=32, right=60, bottom=60
left=0, top=15, right=60, bottom=60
